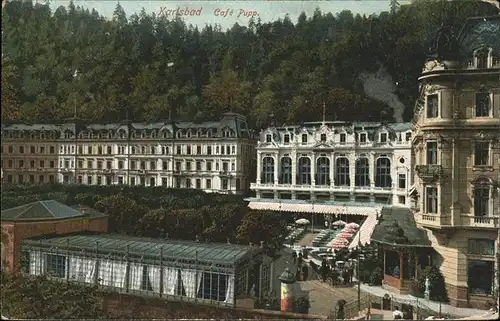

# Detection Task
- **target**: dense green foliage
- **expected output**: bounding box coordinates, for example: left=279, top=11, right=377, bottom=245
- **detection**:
left=412, top=266, right=449, bottom=303
left=1, top=272, right=107, bottom=319
left=1, top=184, right=287, bottom=255
left=2, top=0, right=497, bottom=127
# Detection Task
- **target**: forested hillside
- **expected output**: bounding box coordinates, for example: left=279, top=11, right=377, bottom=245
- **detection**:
left=1, top=0, right=497, bottom=128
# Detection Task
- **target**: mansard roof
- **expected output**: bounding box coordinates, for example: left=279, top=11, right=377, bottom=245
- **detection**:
left=458, top=15, right=500, bottom=57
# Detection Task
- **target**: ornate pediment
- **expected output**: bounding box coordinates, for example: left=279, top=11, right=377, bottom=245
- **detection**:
left=415, top=165, right=444, bottom=184
left=313, top=142, right=333, bottom=149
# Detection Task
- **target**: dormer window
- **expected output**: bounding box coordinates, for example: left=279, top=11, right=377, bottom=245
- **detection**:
left=320, top=134, right=326, bottom=142
left=474, top=49, right=489, bottom=68
left=265, top=134, right=272, bottom=143
left=340, top=133, right=346, bottom=144
left=107, top=131, right=113, bottom=139
left=380, top=133, right=387, bottom=143
left=176, top=130, right=182, bottom=138
left=151, top=130, right=156, bottom=138
left=475, top=91, right=491, bottom=117
left=359, top=133, right=367, bottom=144
left=197, top=130, right=202, bottom=138
left=187, top=130, right=192, bottom=138
left=426, top=94, right=439, bottom=118
left=131, top=131, right=136, bottom=139
left=301, top=134, right=308, bottom=144
left=141, top=131, right=147, bottom=138
left=207, top=130, right=212, bottom=137
left=284, top=134, right=290, bottom=144
left=405, top=132, right=412, bottom=141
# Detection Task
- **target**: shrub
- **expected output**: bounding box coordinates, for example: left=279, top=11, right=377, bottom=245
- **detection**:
left=414, top=266, right=449, bottom=302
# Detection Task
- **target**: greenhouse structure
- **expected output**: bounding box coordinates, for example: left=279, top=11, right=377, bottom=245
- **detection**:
left=20, top=233, right=268, bottom=307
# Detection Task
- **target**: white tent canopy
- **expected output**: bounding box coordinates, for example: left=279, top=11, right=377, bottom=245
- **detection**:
left=332, top=220, right=346, bottom=226
left=295, top=218, right=310, bottom=225
left=346, top=222, right=359, bottom=228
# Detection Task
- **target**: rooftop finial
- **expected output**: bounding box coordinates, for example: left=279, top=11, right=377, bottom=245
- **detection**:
left=322, top=101, right=326, bottom=125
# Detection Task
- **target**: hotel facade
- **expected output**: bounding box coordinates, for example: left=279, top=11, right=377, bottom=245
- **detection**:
left=250, top=121, right=413, bottom=207
left=1, top=112, right=256, bottom=194
left=411, top=17, right=500, bottom=308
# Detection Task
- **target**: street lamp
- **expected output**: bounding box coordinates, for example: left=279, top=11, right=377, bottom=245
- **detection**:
left=357, top=226, right=362, bottom=313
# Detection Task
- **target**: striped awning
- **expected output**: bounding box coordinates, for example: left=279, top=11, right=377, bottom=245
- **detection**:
left=247, top=202, right=378, bottom=216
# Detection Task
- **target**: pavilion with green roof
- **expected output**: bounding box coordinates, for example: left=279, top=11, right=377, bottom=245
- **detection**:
left=1, top=200, right=105, bottom=221
left=370, top=206, right=433, bottom=294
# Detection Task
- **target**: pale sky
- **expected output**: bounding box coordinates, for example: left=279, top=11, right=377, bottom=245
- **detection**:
left=40, top=0, right=412, bottom=30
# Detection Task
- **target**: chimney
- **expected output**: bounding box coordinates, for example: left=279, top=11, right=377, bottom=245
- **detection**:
left=260, top=241, right=265, bottom=248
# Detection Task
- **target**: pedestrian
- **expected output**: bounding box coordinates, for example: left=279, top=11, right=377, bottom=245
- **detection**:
left=292, top=251, right=297, bottom=264
left=298, top=252, right=303, bottom=266
left=348, top=264, right=354, bottom=283
left=296, top=266, right=301, bottom=281
left=302, top=264, right=309, bottom=281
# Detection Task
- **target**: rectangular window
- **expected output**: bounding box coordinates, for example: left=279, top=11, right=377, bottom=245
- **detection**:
left=140, top=161, right=146, bottom=170
left=162, top=161, right=168, bottom=170
left=106, top=176, right=112, bottom=185
left=45, top=254, right=67, bottom=278
left=398, top=174, right=406, bottom=189
left=426, top=94, right=439, bottom=118
left=30, top=146, right=35, bottom=153
left=405, top=132, right=412, bottom=141
left=222, top=179, right=228, bottom=190
left=118, top=176, right=124, bottom=185
left=176, top=146, right=181, bottom=155
left=186, top=161, right=192, bottom=171
left=320, top=134, right=326, bottom=142
left=130, top=177, right=136, bottom=186
left=426, top=141, right=438, bottom=165
left=150, top=177, right=156, bottom=186
left=206, top=179, right=212, bottom=189
left=107, top=146, right=112, bottom=154
left=97, top=161, right=103, bottom=169
left=468, top=239, right=494, bottom=256
left=118, top=161, right=124, bottom=169
left=186, top=179, right=191, bottom=188
left=196, top=161, right=202, bottom=171
left=196, top=179, right=201, bottom=189
left=474, top=185, right=490, bottom=217
left=207, top=162, right=212, bottom=171
left=301, top=134, right=308, bottom=144
left=380, top=133, right=387, bottom=143
left=475, top=92, right=491, bottom=117
left=97, top=176, right=102, bottom=185
left=150, top=161, right=156, bottom=170
left=187, top=146, right=191, bottom=155
left=340, top=133, right=346, bottom=143
left=77, top=176, right=82, bottom=184
left=266, top=134, right=272, bottom=143
left=162, top=177, right=168, bottom=186
left=425, top=186, right=438, bottom=214
left=359, top=133, right=367, bottom=143
left=197, top=145, right=201, bottom=154
left=284, top=134, right=290, bottom=144
left=87, top=176, right=92, bottom=185
left=207, top=146, right=212, bottom=155
left=474, top=142, right=489, bottom=166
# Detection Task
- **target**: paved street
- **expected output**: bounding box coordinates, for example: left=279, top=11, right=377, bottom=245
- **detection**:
left=299, top=280, right=358, bottom=316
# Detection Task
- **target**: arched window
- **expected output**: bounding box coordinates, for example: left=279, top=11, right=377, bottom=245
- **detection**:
left=375, top=158, right=392, bottom=188
left=279, top=157, right=292, bottom=184
left=297, top=157, right=311, bottom=185
left=473, top=178, right=492, bottom=217
left=335, top=157, right=350, bottom=186
left=316, top=157, right=330, bottom=185
left=261, top=157, right=275, bottom=184
left=355, top=158, right=370, bottom=187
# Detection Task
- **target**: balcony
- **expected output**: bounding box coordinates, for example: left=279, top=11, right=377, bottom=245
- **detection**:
left=219, top=171, right=232, bottom=177
left=415, top=165, right=443, bottom=183
left=460, top=215, right=499, bottom=228
left=249, top=182, right=394, bottom=194
left=416, top=213, right=451, bottom=228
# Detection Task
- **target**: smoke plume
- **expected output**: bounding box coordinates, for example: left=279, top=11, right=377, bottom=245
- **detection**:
left=359, top=66, right=404, bottom=123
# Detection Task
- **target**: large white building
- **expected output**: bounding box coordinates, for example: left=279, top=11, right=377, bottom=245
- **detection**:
left=250, top=121, right=413, bottom=207
left=1, top=113, right=256, bottom=194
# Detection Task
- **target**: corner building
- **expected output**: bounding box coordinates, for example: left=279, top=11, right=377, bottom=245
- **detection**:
left=412, top=17, right=500, bottom=308
left=1, top=113, right=255, bottom=195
